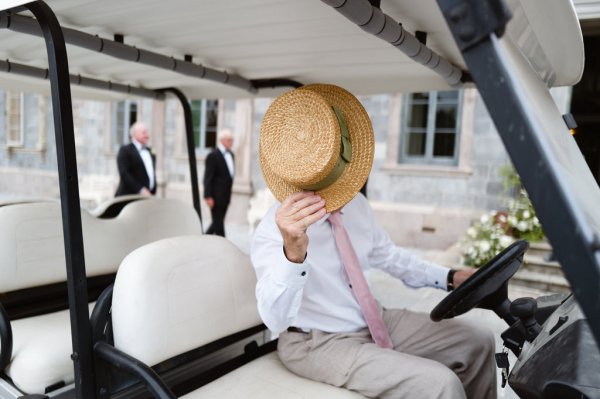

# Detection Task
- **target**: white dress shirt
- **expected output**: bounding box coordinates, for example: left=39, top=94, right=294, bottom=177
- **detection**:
left=251, top=193, right=451, bottom=334
left=132, top=138, right=155, bottom=191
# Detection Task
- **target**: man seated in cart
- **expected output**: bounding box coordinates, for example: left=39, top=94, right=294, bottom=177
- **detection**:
left=251, top=84, right=497, bottom=399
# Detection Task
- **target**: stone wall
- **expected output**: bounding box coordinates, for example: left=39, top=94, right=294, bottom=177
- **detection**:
left=0, top=88, right=529, bottom=249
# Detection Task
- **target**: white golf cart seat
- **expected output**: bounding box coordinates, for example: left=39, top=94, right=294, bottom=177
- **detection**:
left=0, top=198, right=202, bottom=394
left=105, top=235, right=364, bottom=398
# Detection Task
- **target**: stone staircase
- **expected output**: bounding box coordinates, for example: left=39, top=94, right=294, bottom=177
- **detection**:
left=510, top=241, right=571, bottom=295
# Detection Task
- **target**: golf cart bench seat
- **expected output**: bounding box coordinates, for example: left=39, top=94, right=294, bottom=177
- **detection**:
left=98, top=235, right=364, bottom=398
left=0, top=198, right=202, bottom=395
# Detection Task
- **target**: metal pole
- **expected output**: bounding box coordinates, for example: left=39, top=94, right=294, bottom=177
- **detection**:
left=322, top=0, right=464, bottom=87
left=157, top=88, right=203, bottom=230
left=0, top=12, right=257, bottom=94
left=23, top=1, right=96, bottom=397
left=0, top=59, right=164, bottom=99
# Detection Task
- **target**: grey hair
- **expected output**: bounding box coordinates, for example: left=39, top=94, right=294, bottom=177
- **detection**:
left=217, top=128, right=233, bottom=140
left=129, top=121, right=146, bottom=137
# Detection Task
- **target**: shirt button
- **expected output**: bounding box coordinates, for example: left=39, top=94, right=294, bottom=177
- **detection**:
left=435, top=280, right=439, bottom=285
left=301, top=271, right=306, bottom=276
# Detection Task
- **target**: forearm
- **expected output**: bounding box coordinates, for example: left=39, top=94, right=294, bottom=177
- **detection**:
left=251, top=220, right=310, bottom=333
left=369, top=217, right=449, bottom=289
left=255, top=268, right=306, bottom=333
left=250, top=193, right=324, bottom=332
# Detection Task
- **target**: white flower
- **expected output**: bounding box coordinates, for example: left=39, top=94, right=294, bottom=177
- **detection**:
left=467, top=227, right=476, bottom=238
left=523, top=210, right=530, bottom=219
left=517, top=221, right=527, bottom=231
left=479, top=241, right=491, bottom=252
left=500, top=235, right=513, bottom=247
left=480, top=214, right=490, bottom=224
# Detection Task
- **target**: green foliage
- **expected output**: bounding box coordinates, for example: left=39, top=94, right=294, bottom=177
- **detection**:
left=499, top=164, right=521, bottom=194
left=461, top=164, right=544, bottom=267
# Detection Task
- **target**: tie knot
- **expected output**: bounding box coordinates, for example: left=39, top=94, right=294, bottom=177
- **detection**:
left=327, top=211, right=343, bottom=227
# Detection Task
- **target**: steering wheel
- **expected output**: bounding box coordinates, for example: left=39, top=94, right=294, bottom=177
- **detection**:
left=430, top=240, right=529, bottom=322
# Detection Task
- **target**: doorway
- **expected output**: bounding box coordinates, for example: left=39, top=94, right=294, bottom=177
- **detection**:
left=571, top=35, right=600, bottom=186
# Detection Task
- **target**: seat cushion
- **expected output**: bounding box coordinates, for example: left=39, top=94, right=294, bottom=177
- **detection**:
left=112, top=236, right=261, bottom=367
left=6, top=304, right=93, bottom=394
left=182, top=352, right=365, bottom=399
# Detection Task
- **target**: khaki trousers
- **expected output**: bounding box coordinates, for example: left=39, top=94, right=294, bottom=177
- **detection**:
left=278, top=308, right=497, bottom=399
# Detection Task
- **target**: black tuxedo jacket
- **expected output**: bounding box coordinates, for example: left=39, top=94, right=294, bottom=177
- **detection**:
left=203, top=148, right=234, bottom=209
left=115, top=143, right=156, bottom=196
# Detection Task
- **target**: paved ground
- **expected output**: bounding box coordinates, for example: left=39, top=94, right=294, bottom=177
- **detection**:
left=225, top=222, right=544, bottom=398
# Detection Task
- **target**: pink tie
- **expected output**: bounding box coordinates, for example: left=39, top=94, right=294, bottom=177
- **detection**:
left=328, top=212, right=393, bottom=349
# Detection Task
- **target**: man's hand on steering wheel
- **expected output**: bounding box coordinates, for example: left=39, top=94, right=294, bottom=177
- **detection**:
left=452, top=269, right=476, bottom=290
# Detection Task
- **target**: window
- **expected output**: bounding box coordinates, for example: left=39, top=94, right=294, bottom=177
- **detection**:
left=190, top=99, right=218, bottom=149
left=112, top=100, right=138, bottom=150
left=400, top=90, right=462, bottom=165
left=6, top=91, right=24, bottom=147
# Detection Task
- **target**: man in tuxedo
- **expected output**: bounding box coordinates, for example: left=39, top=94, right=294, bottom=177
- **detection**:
left=115, top=122, right=156, bottom=197
left=203, top=128, right=235, bottom=236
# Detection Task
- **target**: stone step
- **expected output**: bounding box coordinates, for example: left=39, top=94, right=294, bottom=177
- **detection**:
left=511, top=269, right=570, bottom=295
left=526, top=241, right=553, bottom=258
left=512, top=242, right=570, bottom=294
left=522, top=254, right=563, bottom=276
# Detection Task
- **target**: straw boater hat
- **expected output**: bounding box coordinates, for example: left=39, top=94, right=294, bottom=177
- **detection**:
left=260, top=83, right=374, bottom=212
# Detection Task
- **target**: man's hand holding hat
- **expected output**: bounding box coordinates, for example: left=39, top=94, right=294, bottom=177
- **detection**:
left=276, top=191, right=326, bottom=263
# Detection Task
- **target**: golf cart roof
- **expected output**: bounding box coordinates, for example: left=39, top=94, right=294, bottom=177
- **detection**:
left=1, top=0, right=599, bottom=396
left=0, top=0, right=584, bottom=99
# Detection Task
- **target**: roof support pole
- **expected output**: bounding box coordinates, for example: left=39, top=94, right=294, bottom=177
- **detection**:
left=21, top=1, right=96, bottom=397
left=322, top=0, right=464, bottom=87
left=0, top=59, right=164, bottom=99
left=157, top=88, right=203, bottom=230
left=0, top=13, right=257, bottom=94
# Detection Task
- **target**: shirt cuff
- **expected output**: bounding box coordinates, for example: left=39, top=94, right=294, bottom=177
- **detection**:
left=271, top=247, right=310, bottom=287
left=429, top=264, right=452, bottom=290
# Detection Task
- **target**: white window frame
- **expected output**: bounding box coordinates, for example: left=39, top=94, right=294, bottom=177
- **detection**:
left=190, top=99, right=219, bottom=152
left=399, top=90, right=463, bottom=166
left=381, top=89, right=476, bottom=178
left=6, top=91, right=25, bottom=148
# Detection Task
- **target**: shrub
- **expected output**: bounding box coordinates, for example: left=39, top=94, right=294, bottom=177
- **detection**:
left=461, top=165, right=544, bottom=267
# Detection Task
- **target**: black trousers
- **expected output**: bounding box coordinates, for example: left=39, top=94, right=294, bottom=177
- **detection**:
left=206, top=207, right=227, bottom=237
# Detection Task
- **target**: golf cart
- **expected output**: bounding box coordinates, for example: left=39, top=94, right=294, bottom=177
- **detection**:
left=0, top=0, right=598, bottom=398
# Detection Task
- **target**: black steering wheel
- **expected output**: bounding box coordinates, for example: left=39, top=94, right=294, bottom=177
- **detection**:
left=430, top=240, right=529, bottom=322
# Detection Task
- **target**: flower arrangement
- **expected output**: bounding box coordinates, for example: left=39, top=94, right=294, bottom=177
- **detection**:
left=461, top=165, right=544, bottom=267
left=462, top=211, right=513, bottom=267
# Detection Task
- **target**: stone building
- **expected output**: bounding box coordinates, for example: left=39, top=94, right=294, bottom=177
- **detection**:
left=0, top=1, right=598, bottom=251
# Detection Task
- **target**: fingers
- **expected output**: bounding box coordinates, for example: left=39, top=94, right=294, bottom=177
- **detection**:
left=276, top=192, right=326, bottom=263
left=295, top=198, right=326, bottom=228
left=281, top=191, right=315, bottom=213
left=276, top=191, right=326, bottom=233
left=282, top=192, right=322, bottom=216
